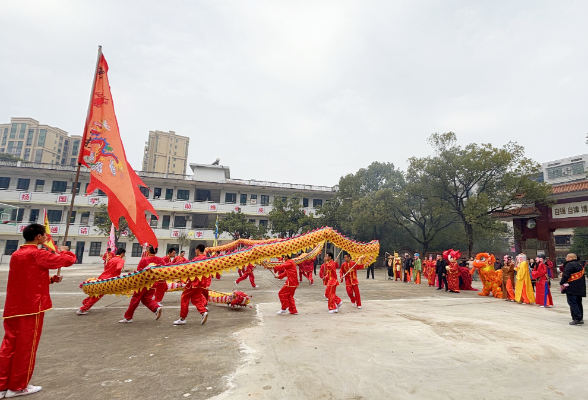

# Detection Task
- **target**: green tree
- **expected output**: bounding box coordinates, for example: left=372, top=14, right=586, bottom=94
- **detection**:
left=93, top=204, right=136, bottom=243
left=408, top=132, right=551, bottom=257
left=0, top=153, right=23, bottom=162
left=570, top=227, right=588, bottom=260
left=217, top=209, right=265, bottom=240
left=268, top=195, right=315, bottom=238
left=176, top=230, right=191, bottom=252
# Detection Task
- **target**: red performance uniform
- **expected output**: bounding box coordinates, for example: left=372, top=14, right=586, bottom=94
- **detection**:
left=80, top=255, right=125, bottom=312
left=174, top=256, right=188, bottom=264
left=180, top=255, right=210, bottom=318
left=340, top=261, right=364, bottom=307
left=532, top=261, right=553, bottom=307
left=274, top=260, right=299, bottom=314
left=102, top=251, right=113, bottom=266
left=321, top=261, right=341, bottom=311
left=153, top=255, right=176, bottom=302
left=123, top=256, right=165, bottom=320
left=425, top=260, right=437, bottom=286
left=0, top=245, right=76, bottom=392
left=236, top=264, right=257, bottom=288
left=298, top=258, right=315, bottom=285
left=446, top=261, right=460, bottom=292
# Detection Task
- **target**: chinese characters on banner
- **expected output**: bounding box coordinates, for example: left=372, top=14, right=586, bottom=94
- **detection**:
left=551, top=201, right=588, bottom=219
left=171, top=229, right=180, bottom=238
left=57, top=195, right=68, bottom=204
left=208, top=204, right=218, bottom=212
left=49, top=226, right=59, bottom=235
left=17, top=225, right=26, bottom=233
left=184, top=203, right=193, bottom=210
left=78, top=227, right=89, bottom=235
left=19, top=193, right=31, bottom=202
left=88, top=197, right=100, bottom=205
left=194, top=230, right=204, bottom=239
left=234, top=206, right=240, bottom=212
left=257, top=207, right=265, bottom=214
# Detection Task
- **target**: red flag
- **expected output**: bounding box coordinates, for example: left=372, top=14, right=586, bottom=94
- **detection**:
left=78, top=52, right=158, bottom=247
left=42, top=208, right=59, bottom=253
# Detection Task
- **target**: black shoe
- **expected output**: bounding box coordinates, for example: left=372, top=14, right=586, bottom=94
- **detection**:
left=436, top=288, right=442, bottom=290
left=570, top=320, right=580, bottom=325
left=445, top=289, right=448, bottom=292
left=578, top=320, right=585, bottom=325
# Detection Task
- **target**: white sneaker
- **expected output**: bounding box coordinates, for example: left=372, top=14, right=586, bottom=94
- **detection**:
left=235, top=280, right=238, bottom=286
left=173, top=319, right=186, bottom=325
left=5, top=385, right=42, bottom=397
left=357, top=306, right=362, bottom=309
left=324, top=296, right=329, bottom=301
left=337, top=302, right=343, bottom=309
left=351, top=303, right=356, bottom=308
left=76, top=309, right=88, bottom=316
left=0, top=390, right=6, bottom=399
left=155, top=307, right=163, bottom=320
left=277, top=309, right=288, bottom=314
left=118, top=319, right=133, bottom=323
left=540, top=305, right=545, bottom=308
left=328, top=309, right=338, bottom=314
left=255, top=285, right=259, bottom=288
left=201, top=312, right=208, bottom=325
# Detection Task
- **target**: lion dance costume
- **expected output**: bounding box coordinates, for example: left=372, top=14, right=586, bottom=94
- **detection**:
left=443, top=249, right=461, bottom=292
left=471, top=253, right=503, bottom=298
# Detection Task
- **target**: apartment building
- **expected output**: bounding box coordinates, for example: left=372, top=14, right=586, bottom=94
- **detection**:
left=142, top=130, right=189, bottom=175
left=0, top=160, right=335, bottom=265
left=0, top=117, right=82, bottom=165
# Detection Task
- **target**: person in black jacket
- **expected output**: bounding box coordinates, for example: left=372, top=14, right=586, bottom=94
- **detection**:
left=560, top=253, right=586, bottom=325
left=435, top=254, right=448, bottom=291
left=403, top=253, right=413, bottom=283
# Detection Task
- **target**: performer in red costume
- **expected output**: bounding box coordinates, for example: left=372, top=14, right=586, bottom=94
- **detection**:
left=532, top=256, right=553, bottom=308
left=235, top=263, right=259, bottom=288
left=444, top=249, right=461, bottom=293
left=321, top=252, right=342, bottom=313
left=298, top=257, right=315, bottom=285
left=77, top=248, right=126, bottom=315
left=340, top=254, right=365, bottom=308
left=174, top=244, right=209, bottom=325
left=102, top=247, right=113, bottom=267
left=119, top=245, right=163, bottom=323
left=153, top=247, right=177, bottom=303
left=0, top=223, right=76, bottom=398
left=425, top=255, right=437, bottom=287
left=274, top=255, right=299, bottom=315
left=174, top=250, right=188, bottom=264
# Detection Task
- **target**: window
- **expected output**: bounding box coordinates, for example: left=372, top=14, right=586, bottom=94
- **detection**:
left=259, top=220, right=268, bottom=227
left=115, top=242, right=127, bottom=251
left=26, top=130, right=34, bottom=146
left=6, top=142, right=15, bottom=155
left=261, top=195, right=270, bottom=206
left=250, top=194, right=258, bottom=204
left=167, top=243, right=179, bottom=253
left=313, top=199, right=323, bottom=208
left=4, top=240, right=19, bottom=255
left=154, top=188, right=162, bottom=199
left=23, top=148, right=31, bottom=161
left=89, top=242, right=102, bottom=256
left=174, top=216, right=187, bottom=228
left=303, top=198, right=309, bottom=207
left=70, top=158, right=75, bottom=166
left=132, top=243, right=143, bottom=257
left=165, top=188, right=173, bottom=200
left=1, top=128, right=7, bottom=145
left=0, top=177, right=10, bottom=189
left=9, top=124, right=16, bottom=139
left=37, top=129, right=47, bottom=146
left=80, top=212, right=90, bottom=225
left=29, top=209, right=40, bottom=223
left=555, top=235, right=572, bottom=245
left=162, top=215, right=170, bottom=229
left=177, top=189, right=190, bottom=201
left=47, top=210, right=62, bottom=223
left=240, top=194, right=248, bottom=205
left=34, top=149, right=43, bottom=163
left=139, top=186, right=149, bottom=198
left=17, top=179, right=30, bottom=191
left=18, top=124, right=26, bottom=139
left=71, top=182, right=80, bottom=194
left=249, top=219, right=256, bottom=224
left=35, top=179, right=45, bottom=192
left=71, top=140, right=80, bottom=156
left=51, top=181, right=67, bottom=193
left=196, top=189, right=211, bottom=202
left=150, top=215, right=158, bottom=228
left=16, top=209, right=24, bottom=222
left=225, top=193, right=237, bottom=204
left=69, top=211, right=77, bottom=224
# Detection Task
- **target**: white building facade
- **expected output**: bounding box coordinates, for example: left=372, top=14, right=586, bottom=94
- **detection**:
left=0, top=161, right=335, bottom=265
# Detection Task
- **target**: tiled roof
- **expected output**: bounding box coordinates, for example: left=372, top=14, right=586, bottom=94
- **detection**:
left=552, top=180, right=588, bottom=195
left=493, top=207, right=540, bottom=218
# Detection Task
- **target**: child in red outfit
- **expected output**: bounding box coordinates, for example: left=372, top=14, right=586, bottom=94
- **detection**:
left=340, top=254, right=365, bottom=309
left=0, top=223, right=76, bottom=398
left=235, top=264, right=259, bottom=288
left=274, top=255, right=299, bottom=315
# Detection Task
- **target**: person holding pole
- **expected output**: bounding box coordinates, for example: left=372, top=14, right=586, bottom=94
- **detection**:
left=174, top=244, right=209, bottom=325
left=321, top=252, right=342, bottom=313
left=0, top=224, right=76, bottom=398
left=340, top=254, right=365, bottom=308
left=274, top=254, right=299, bottom=315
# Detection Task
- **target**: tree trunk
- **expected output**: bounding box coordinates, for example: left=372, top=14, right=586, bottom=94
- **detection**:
left=465, top=223, right=474, bottom=258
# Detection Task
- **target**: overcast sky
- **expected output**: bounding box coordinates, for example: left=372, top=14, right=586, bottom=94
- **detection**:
left=1, top=1, right=587, bottom=186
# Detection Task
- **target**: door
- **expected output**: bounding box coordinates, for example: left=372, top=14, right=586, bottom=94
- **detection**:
left=75, top=241, right=85, bottom=264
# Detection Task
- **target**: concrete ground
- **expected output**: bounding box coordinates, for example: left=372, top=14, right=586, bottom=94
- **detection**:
left=0, top=264, right=586, bottom=400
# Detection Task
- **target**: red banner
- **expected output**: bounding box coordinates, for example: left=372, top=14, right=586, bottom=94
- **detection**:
left=78, top=53, right=158, bottom=246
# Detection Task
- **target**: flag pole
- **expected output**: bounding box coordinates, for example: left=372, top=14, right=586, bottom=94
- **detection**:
left=60, top=45, right=103, bottom=274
